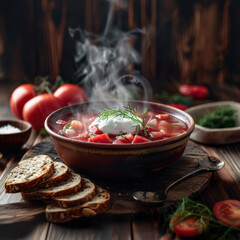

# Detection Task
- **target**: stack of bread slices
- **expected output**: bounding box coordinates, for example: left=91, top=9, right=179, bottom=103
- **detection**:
left=4, top=155, right=110, bottom=223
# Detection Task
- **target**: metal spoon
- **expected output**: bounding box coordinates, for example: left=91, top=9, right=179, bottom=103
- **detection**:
left=133, top=156, right=225, bottom=204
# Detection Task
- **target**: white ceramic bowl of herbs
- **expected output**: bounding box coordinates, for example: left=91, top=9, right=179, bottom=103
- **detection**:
left=186, top=101, right=240, bottom=145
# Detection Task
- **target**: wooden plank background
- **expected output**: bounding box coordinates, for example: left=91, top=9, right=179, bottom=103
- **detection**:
left=0, top=0, right=239, bottom=91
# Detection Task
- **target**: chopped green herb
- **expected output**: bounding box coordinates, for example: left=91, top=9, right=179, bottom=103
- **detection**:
left=196, top=107, right=237, bottom=128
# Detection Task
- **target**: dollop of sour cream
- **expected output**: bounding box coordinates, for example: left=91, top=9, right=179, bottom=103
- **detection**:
left=89, top=115, right=143, bottom=135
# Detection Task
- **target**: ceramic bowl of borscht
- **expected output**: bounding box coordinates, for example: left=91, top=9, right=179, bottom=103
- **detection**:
left=45, top=100, right=194, bottom=178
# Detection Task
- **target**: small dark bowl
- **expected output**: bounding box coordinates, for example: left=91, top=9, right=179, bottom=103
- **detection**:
left=0, top=119, right=32, bottom=150
left=45, top=101, right=194, bottom=178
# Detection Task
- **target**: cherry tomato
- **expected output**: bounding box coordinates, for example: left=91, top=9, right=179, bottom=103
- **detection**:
left=54, top=83, right=87, bottom=107
left=170, top=214, right=209, bottom=237
left=178, top=84, right=208, bottom=99
left=23, top=94, right=62, bottom=131
left=213, top=200, right=240, bottom=227
left=10, top=84, right=36, bottom=119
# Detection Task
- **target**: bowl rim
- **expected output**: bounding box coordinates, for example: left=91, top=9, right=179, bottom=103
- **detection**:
left=0, top=119, right=32, bottom=135
left=45, top=100, right=195, bottom=149
left=186, top=101, right=240, bottom=133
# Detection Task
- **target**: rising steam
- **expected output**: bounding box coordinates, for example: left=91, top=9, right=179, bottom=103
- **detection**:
left=69, top=0, right=152, bottom=105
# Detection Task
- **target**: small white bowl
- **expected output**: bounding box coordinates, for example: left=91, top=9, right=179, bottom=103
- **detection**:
left=186, top=101, right=240, bottom=145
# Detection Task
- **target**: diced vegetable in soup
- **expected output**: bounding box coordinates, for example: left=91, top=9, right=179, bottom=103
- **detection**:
left=56, top=105, right=188, bottom=144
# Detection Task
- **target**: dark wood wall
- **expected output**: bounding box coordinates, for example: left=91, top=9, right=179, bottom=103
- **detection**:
left=0, top=0, right=239, bottom=90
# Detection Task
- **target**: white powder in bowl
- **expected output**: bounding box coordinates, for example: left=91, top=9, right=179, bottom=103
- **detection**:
left=0, top=124, right=21, bottom=134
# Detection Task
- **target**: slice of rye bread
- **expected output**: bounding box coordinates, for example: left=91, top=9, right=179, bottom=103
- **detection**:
left=4, top=155, right=54, bottom=193
left=50, top=178, right=96, bottom=208
left=38, top=162, right=70, bottom=188
left=45, top=186, right=110, bottom=223
left=21, top=172, right=82, bottom=200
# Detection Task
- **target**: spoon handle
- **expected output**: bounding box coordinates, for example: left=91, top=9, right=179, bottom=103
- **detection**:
left=164, top=167, right=205, bottom=194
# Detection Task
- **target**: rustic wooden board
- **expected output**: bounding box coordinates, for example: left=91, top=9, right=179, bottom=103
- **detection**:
left=21, top=139, right=213, bottom=216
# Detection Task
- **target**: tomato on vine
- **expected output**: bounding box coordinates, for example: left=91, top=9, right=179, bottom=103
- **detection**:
left=10, top=77, right=87, bottom=131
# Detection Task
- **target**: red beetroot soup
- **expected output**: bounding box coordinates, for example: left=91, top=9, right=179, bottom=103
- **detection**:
left=54, top=105, right=188, bottom=144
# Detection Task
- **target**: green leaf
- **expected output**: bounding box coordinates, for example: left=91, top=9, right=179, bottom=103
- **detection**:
left=39, top=128, right=49, bottom=136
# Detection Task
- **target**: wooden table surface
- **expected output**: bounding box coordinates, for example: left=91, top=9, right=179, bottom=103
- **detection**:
left=1, top=82, right=240, bottom=240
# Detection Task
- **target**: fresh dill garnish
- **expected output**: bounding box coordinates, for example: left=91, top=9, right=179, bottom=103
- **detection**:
left=98, top=105, right=150, bottom=135
left=169, top=197, right=240, bottom=239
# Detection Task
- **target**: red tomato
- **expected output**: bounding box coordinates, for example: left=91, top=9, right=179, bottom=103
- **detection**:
left=10, top=84, right=36, bottom=119
left=168, top=104, right=188, bottom=111
left=132, top=135, right=151, bottom=143
left=88, top=133, right=112, bottom=143
left=170, top=215, right=209, bottom=237
left=89, top=125, right=103, bottom=135
left=54, top=83, right=87, bottom=107
left=213, top=200, right=240, bottom=227
left=117, top=133, right=134, bottom=143
left=23, top=94, right=62, bottom=131
left=178, top=84, right=208, bottom=99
